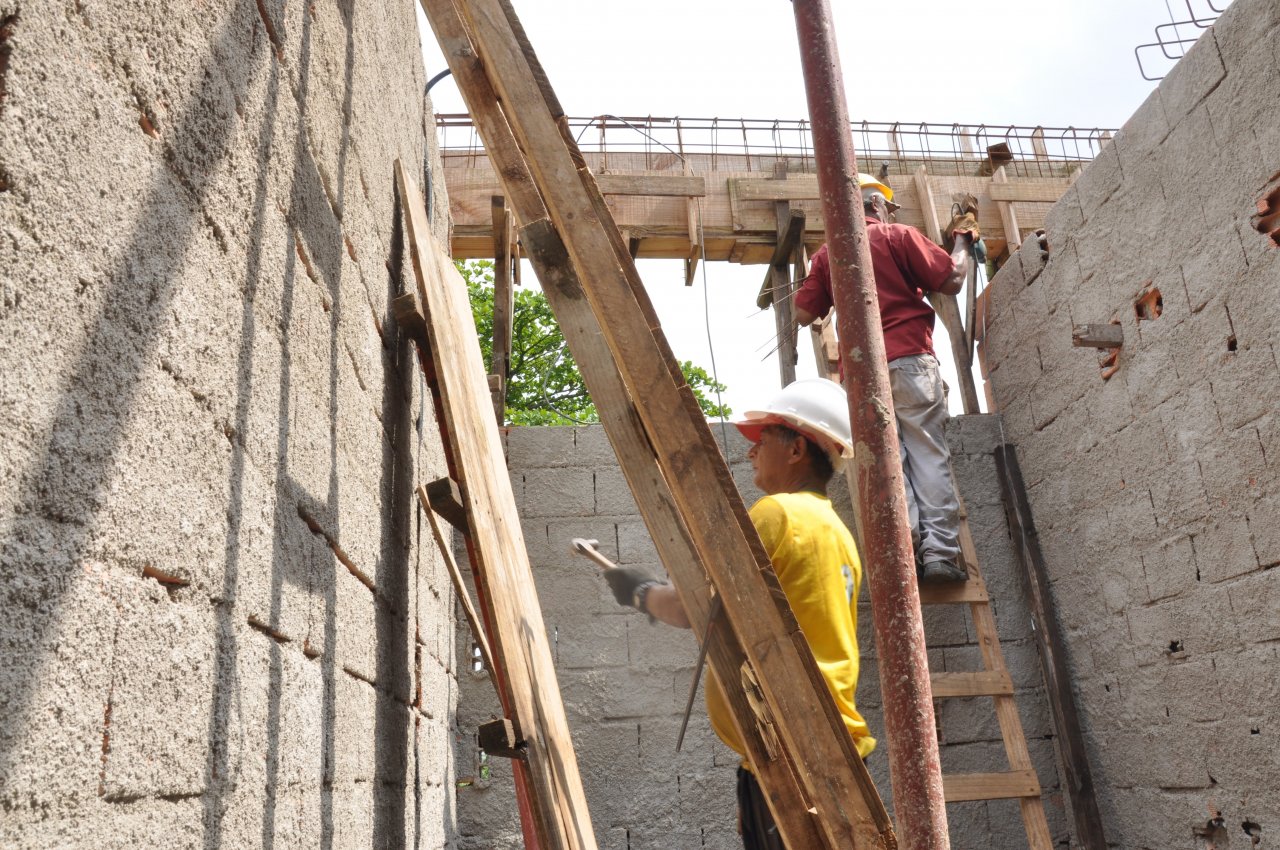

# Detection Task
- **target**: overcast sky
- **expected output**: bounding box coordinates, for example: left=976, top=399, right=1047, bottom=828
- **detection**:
left=417, top=1, right=1223, bottom=417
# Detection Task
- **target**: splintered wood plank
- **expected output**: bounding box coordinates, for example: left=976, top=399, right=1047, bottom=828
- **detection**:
left=396, top=162, right=596, bottom=850
left=417, top=4, right=830, bottom=848
left=430, top=2, right=892, bottom=847
left=942, top=770, right=1041, bottom=802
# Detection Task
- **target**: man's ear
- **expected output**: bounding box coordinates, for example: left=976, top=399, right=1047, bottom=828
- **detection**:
left=786, top=435, right=807, bottom=466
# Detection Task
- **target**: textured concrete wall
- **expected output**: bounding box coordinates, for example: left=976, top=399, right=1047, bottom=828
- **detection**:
left=457, top=419, right=1068, bottom=848
left=1, top=3, right=458, bottom=848
left=976, top=0, right=1280, bottom=845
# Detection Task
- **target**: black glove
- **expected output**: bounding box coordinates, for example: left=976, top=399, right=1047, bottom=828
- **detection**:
left=603, top=567, right=660, bottom=612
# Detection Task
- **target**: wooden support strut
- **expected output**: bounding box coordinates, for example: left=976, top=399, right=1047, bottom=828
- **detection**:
left=490, top=196, right=513, bottom=424
left=397, top=161, right=595, bottom=850
left=419, top=1, right=893, bottom=847
left=995, top=446, right=1108, bottom=850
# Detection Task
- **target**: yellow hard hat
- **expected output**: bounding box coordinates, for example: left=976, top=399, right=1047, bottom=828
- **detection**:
left=857, top=173, right=894, bottom=202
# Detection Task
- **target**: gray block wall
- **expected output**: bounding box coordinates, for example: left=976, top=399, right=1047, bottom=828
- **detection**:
left=457, top=418, right=1067, bottom=849
left=976, top=0, right=1280, bottom=846
left=1, top=3, right=458, bottom=848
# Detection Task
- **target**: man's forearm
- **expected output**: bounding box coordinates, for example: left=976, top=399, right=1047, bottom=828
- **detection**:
left=941, top=234, right=972, bottom=295
left=642, top=582, right=692, bottom=629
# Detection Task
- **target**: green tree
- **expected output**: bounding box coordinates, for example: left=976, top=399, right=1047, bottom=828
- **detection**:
left=462, top=260, right=730, bottom=425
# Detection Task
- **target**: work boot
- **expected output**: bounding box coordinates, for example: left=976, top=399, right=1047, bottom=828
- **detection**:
left=920, top=559, right=968, bottom=584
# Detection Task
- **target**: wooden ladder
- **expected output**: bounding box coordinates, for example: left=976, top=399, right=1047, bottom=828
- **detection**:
left=917, top=490, right=1055, bottom=848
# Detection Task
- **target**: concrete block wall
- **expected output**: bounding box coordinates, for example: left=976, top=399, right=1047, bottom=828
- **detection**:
left=1, top=3, right=458, bottom=848
left=976, top=0, right=1280, bottom=845
left=457, top=418, right=1068, bottom=848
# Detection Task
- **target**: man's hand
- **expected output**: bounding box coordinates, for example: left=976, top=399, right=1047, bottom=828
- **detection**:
left=603, top=566, right=659, bottom=611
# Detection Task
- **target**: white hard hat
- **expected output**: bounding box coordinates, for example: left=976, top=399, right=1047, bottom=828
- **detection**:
left=734, top=378, right=854, bottom=467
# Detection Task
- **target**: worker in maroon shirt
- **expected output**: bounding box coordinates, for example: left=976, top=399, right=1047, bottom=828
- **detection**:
left=793, top=174, right=975, bottom=583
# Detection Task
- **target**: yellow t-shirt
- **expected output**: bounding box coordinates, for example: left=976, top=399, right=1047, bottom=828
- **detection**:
left=704, top=491, right=876, bottom=762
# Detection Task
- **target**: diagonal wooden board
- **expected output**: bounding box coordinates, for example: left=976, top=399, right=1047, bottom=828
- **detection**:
left=396, top=161, right=597, bottom=850
left=422, top=1, right=894, bottom=847
left=417, top=2, right=841, bottom=846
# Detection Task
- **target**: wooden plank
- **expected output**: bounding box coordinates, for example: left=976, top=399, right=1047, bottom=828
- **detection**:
left=397, top=161, right=596, bottom=850
left=594, top=173, right=705, bottom=197
left=942, top=770, right=1041, bottom=803
left=437, top=2, right=893, bottom=846
left=418, top=485, right=496, bottom=678
left=418, top=5, right=833, bottom=847
left=988, top=182, right=1069, bottom=203
left=491, top=196, right=512, bottom=424
left=996, top=446, right=1109, bottom=850
left=929, top=670, right=1014, bottom=699
left=734, top=175, right=821, bottom=201
left=424, top=476, right=469, bottom=533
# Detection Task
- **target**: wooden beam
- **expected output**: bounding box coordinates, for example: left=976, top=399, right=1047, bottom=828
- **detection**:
left=772, top=183, right=798, bottom=387
left=1072, top=323, right=1124, bottom=348
left=1031, top=127, right=1049, bottom=160
left=491, top=195, right=513, bottom=424
left=425, top=476, right=469, bottom=533
left=432, top=2, right=892, bottom=846
left=418, top=485, right=496, bottom=678
left=594, top=173, right=705, bottom=197
left=995, top=446, right=1109, bottom=850
left=478, top=718, right=526, bottom=760
left=755, top=208, right=806, bottom=309
left=397, top=161, right=596, bottom=850
left=992, top=166, right=1022, bottom=250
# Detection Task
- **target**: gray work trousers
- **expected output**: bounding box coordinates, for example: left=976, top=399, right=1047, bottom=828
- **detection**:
left=887, top=353, right=961, bottom=564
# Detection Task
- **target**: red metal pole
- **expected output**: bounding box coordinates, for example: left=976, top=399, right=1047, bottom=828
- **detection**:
left=790, top=3, right=951, bottom=848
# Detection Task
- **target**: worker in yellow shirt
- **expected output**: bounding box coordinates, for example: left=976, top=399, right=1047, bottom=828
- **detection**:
left=601, top=378, right=874, bottom=850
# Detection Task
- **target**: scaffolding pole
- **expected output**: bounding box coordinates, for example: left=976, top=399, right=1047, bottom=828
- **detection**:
left=790, top=2, right=951, bottom=849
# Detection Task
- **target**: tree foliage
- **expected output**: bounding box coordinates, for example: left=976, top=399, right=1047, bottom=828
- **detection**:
left=462, top=260, right=730, bottom=425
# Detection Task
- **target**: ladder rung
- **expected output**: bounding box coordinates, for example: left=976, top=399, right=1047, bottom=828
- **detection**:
left=929, top=670, right=1014, bottom=698
left=942, top=769, right=1041, bottom=802
left=919, top=580, right=989, bottom=605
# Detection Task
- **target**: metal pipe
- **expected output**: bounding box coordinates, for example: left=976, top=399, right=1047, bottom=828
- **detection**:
left=789, top=2, right=951, bottom=848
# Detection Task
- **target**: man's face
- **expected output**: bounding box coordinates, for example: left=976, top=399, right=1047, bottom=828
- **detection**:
left=748, top=427, right=800, bottom=494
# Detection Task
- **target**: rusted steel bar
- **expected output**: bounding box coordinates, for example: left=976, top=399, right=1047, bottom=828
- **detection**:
left=790, top=2, right=951, bottom=848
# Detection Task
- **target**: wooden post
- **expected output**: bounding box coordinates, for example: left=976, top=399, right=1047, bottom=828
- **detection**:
left=772, top=162, right=797, bottom=387
left=491, top=195, right=513, bottom=424
left=992, top=166, right=1022, bottom=251
left=914, top=166, right=981, bottom=415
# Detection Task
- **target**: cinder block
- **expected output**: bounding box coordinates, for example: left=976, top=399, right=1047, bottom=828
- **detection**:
left=1140, top=533, right=1197, bottom=602
left=1127, top=585, right=1239, bottom=664
left=1158, top=29, right=1228, bottom=126
left=1245, top=491, right=1280, bottom=568
left=1199, top=425, right=1267, bottom=511
left=1163, top=657, right=1226, bottom=723
left=1210, top=342, right=1280, bottom=431
left=101, top=584, right=217, bottom=800
left=945, top=413, right=1007, bottom=456
left=1073, top=143, right=1124, bottom=223
left=545, top=612, right=630, bottom=670
left=571, top=425, right=623, bottom=467
left=593, top=465, right=638, bottom=516
left=1213, top=645, right=1280, bottom=721
left=521, top=467, right=595, bottom=518
left=505, top=426, right=577, bottom=468
left=1042, top=184, right=1085, bottom=251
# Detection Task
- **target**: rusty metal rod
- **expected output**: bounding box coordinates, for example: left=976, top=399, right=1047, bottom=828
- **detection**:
left=790, top=2, right=951, bottom=848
